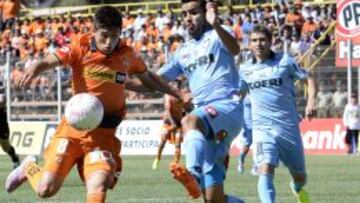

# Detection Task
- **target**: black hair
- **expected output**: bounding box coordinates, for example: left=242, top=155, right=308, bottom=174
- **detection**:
left=181, top=0, right=206, bottom=12
left=94, top=6, right=122, bottom=30
left=251, top=24, right=273, bottom=42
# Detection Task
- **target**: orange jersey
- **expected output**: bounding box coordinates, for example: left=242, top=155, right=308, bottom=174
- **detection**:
left=165, top=94, right=184, bottom=122
left=55, top=33, right=147, bottom=117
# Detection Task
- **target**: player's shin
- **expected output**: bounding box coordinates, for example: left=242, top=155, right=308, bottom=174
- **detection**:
left=258, top=174, right=275, bottom=203
left=174, top=144, right=181, bottom=163
left=25, top=162, right=44, bottom=192
left=184, top=129, right=206, bottom=180
left=86, top=192, right=106, bottom=203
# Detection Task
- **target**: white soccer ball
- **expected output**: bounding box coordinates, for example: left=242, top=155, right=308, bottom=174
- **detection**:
left=65, top=93, right=104, bottom=131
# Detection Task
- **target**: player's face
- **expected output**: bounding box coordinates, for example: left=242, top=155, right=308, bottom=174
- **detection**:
left=94, top=27, right=121, bottom=55
left=181, top=1, right=206, bottom=38
left=249, top=32, right=272, bottom=61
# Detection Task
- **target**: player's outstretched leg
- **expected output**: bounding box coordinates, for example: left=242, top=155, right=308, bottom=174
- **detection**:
left=0, top=139, right=20, bottom=169
left=237, top=145, right=250, bottom=174
left=257, top=164, right=276, bottom=203
left=173, top=129, right=182, bottom=163
left=152, top=134, right=168, bottom=170
left=5, top=155, right=37, bottom=193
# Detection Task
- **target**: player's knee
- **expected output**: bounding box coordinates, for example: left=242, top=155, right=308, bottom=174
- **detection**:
left=258, top=164, right=275, bottom=175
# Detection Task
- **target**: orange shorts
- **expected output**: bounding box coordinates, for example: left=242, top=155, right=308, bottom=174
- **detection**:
left=43, top=119, right=122, bottom=183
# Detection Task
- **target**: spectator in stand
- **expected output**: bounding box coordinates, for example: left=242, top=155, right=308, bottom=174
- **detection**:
left=280, top=25, right=292, bottom=52
left=33, top=29, right=49, bottom=53
left=155, top=9, right=169, bottom=32
left=343, top=94, right=360, bottom=154
left=301, top=16, right=317, bottom=36
left=290, top=31, right=310, bottom=57
left=28, top=17, right=45, bottom=36
left=312, top=20, right=331, bottom=45
left=285, top=4, right=304, bottom=33
left=133, top=8, right=147, bottom=32
left=333, top=81, right=348, bottom=117
left=0, top=0, right=21, bottom=31
left=317, top=82, right=333, bottom=118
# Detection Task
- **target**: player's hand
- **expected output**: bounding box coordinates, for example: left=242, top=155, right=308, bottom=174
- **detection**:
left=15, top=70, right=35, bottom=89
left=305, top=102, right=316, bottom=121
left=205, top=1, right=219, bottom=27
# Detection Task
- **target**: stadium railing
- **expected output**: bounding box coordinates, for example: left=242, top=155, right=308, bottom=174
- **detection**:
left=20, top=0, right=336, bottom=18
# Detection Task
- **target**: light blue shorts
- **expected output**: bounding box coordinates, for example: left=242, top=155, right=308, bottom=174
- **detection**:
left=253, top=127, right=306, bottom=175
left=190, top=99, right=243, bottom=189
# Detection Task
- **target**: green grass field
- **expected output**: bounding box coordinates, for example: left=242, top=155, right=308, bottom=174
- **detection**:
left=0, top=155, right=360, bottom=203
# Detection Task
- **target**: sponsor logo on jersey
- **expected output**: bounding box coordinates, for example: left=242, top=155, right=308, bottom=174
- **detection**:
left=184, top=54, right=214, bottom=74
left=84, top=66, right=126, bottom=84
left=249, top=78, right=282, bottom=89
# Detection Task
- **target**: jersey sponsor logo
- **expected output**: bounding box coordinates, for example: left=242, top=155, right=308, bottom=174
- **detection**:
left=84, top=66, right=126, bottom=84
left=249, top=78, right=283, bottom=90
left=205, top=106, right=218, bottom=119
left=184, top=54, right=214, bottom=74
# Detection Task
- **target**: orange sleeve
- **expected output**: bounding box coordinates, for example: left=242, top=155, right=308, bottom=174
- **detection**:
left=127, top=50, right=147, bottom=75
left=54, top=43, right=81, bottom=66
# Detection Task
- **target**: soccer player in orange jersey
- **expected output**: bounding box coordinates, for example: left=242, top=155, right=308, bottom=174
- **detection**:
left=152, top=81, right=189, bottom=169
left=5, top=6, right=183, bottom=203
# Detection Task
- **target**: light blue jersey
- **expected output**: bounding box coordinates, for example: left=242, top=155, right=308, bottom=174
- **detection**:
left=158, top=26, right=243, bottom=189
left=158, top=26, right=240, bottom=106
left=239, top=52, right=308, bottom=133
left=239, top=52, right=308, bottom=173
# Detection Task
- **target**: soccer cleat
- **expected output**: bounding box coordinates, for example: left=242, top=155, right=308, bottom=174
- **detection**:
left=152, top=158, right=160, bottom=170
left=290, top=182, right=311, bottom=203
left=169, top=163, right=201, bottom=199
left=5, top=155, right=37, bottom=193
left=237, top=163, right=244, bottom=174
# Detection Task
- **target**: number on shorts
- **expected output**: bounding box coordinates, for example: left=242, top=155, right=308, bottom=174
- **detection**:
left=57, top=138, right=69, bottom=154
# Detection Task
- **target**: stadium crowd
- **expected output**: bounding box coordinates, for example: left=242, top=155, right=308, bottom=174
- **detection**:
left=0, top=1, right=340, bottom=118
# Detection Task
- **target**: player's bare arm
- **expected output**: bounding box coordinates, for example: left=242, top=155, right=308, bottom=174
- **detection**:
left=304, top=73, right=317, bottom=120
left=125, top=78, right=154, bottom=92
left=15, top=54, right=61, bottom=89
left=206, top=1, right=239, bottom=55
left=134, top=70, right=183, bottom=101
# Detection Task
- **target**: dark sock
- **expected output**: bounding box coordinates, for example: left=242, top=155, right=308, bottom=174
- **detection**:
left=7, top=146, right=19, bottom=163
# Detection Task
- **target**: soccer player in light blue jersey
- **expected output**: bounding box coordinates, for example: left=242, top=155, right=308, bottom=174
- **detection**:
left=237, top=94, right=257, bottom=175
left=157, top=0, right=244, bottom=202
left=239, top=25, right=317, bottom=203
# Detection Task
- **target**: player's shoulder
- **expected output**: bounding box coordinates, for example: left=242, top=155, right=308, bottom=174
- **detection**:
left=278, top=52, right=297, bottom=66
left=239, top=58, right=254, bottom=70
left=76, top=33, right=93, bottom=48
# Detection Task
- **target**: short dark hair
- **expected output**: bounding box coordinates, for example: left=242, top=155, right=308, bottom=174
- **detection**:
left=94, top=6, right=122, bottom=30
left=181, top=0, right=206, bottom=12
left=251, top=24, right=273, bottom=42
